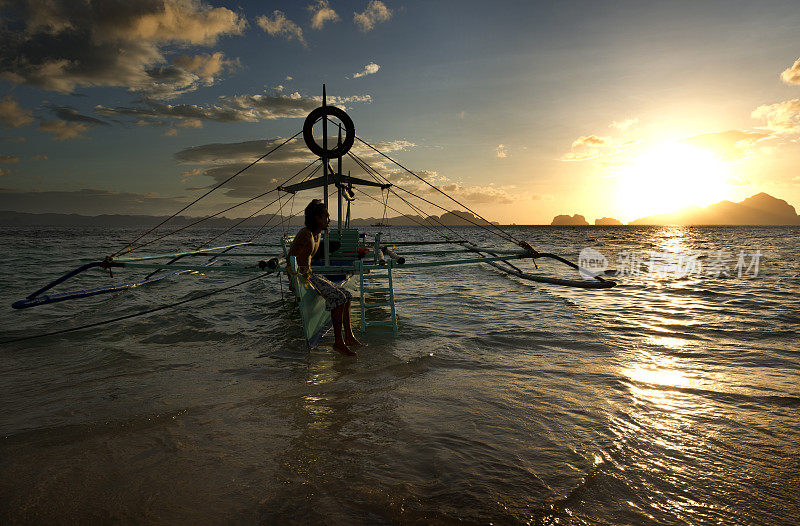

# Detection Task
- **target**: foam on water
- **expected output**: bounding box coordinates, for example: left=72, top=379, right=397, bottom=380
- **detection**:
left=1, top=225, right=798, bottom=524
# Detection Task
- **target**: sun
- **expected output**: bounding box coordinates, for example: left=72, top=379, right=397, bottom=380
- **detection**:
left=615, top=142, right=731, bottom=222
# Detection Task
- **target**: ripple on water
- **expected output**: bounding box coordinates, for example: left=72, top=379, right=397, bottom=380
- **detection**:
left=0, top=225, right=799, bottom=524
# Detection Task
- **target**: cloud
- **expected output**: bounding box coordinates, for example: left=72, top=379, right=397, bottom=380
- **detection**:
left=354, top=1, right=392, bottom=32
left=561, top=134, right=638, bottom=162
left=174, top=137, right=411, bottom=165
left=560, top=151, right=600, bottom=162
left=172, top=133, right=516, bottom=210
left=31, top=154, right=48, bottom=161
left=173, top=136, right=414, bottom=197
left=424, top=183, right=518, bottom=205
left=177, top=119, right=203, bottom=128
left=180, top=167, right=202, bottom=182
left=96, top=91, right=372, bottom=124
left=164, top=128, right=179, bottom=136
left=752, top=99, right=800, bottom=133
left=353, top=62, right=381, bottom=78
left=38, top=121, right=91, bottom=140
left=572, top=135, right=610, bottom=149
left=780, top=58, right=800, bottom=85
left=257, top=11, right=305, bottom=45
left=47, top=105, right=109, bottom=126
left=35, top=105, right=108, bottom=140
left=0, top=187, right=191, bottom=215
left=0, top=95, right=34, bottom=129
left=610, top=118, right=638, bottom=130
left=175, top=138, right=312, bottom=164
left=0, top=154, right=19, bottom=163
left=495, top=144, right=507, bottom=158
left=0, top=0, right=245, bottom=98
left=0, top=169, right=11, bottom=177
left=680, top=130, right=770, bottom=160
left=172, top=52, right=239, bottom=85
left=308, top=1, right=339, bottom=30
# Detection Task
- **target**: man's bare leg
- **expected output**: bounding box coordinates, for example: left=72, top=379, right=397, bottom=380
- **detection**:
left=342, top=300, right=363, bottom=347
left=331, top=304, right=356, bottom=356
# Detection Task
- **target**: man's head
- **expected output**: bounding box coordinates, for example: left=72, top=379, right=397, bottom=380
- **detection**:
left=304, top=199, right=330, bottom=232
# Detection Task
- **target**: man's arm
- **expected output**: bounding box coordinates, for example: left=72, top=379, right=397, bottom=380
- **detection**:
left=288, top=230, right=314, bottom=274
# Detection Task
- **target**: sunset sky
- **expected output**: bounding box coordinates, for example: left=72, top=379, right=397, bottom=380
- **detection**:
left=1, top=0, right=799, bottom=224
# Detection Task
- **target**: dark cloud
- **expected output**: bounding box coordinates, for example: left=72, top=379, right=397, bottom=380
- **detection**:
left=0, top=154, right=19, bottom=162
left=174, top=136, right=410, bottom=164
left=0, top=0, right=245, bottom=98
left=0, top=188, right=190, bottom=215
left=174, top=137, right=314, bottom=164
left=175, top=134, right=517, bottom=209
left=172, top=135, right=411, bottom=198
left=47, top=105, right=109, bottom=126
left=95, top=92, right=372, bottom=123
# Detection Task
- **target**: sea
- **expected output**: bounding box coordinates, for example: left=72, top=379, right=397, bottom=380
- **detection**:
left=0, top=225, right=798, bottom=525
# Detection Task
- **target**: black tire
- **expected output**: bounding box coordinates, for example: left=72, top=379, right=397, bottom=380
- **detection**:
left=302, top=105, right=355, bottom=158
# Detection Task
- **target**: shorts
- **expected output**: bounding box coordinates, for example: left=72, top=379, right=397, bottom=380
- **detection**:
left=308, top=273, right=352, bottom=311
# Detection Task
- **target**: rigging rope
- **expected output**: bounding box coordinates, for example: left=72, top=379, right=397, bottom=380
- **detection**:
left=114, top=131, right=303, bottom=256
left=248, top=162, right=322, bottom=242
left=196, top=158, right=319, bottom=249
left=348, top=150, right=532, bottom=275
left=351, top=185, right=452, bottom=242
left=121, top=156, right=318, bottom=255
left=348, top=150, right=517, bottom=244
left=0, top=271, right=274, bottom=346
left=353, top=135, right=527, bottom=246
left=380, top=187, right=389, bottom=224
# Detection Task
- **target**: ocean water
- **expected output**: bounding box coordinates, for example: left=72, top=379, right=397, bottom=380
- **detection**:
left=0, top=225, right=798, bottom=525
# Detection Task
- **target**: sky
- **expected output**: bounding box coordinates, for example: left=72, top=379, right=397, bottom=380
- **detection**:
left=1, top=0, right=800, bottom=224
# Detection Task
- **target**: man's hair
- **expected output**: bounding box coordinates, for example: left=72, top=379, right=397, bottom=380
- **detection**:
left=304, top=199, right=327, bottom=230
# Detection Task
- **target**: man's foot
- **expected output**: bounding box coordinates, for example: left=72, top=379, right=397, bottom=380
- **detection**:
left=333, top=341, right=357, bottom=356
left=345, top=335, right=365, bottom=348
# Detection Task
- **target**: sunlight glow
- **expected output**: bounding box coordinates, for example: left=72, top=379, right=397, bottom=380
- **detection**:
left=616, top=142, right=731, bottom=222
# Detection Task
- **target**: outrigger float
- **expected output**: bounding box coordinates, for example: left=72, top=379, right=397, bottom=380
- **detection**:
left=10, top=86, right=615, bottom=348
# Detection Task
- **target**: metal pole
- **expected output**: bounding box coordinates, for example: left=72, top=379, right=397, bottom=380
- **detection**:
left=346, top=170, right=351, bottom=228
left=322, top=85, right=330, bottom=265
left=337, top=125, right=343, bottom=233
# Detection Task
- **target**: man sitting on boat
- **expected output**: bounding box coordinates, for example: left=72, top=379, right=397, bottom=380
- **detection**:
left=288, top=199, right=363, bottom=356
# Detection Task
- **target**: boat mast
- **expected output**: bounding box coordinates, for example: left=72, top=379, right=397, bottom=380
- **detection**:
left=322, top=84, right=330, bottom=265
left=337, top=126, right=343, bottom=233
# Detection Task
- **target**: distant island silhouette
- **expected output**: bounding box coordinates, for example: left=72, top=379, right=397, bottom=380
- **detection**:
left=550, top=193, right=800, bottom=226
left=2, top=193, right=797, bottom=227
left=595, top=217, right=623, bottom=225
left=0, top=209, right=498, bottom=228
left=551, top=214, right=589, bottom=226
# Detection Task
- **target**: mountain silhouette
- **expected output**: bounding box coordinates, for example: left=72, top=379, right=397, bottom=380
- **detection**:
left=630, top=192, right=800, bottom=225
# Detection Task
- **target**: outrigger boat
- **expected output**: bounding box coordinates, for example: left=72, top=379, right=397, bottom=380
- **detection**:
left=8, top=86, right=615, bottom=348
